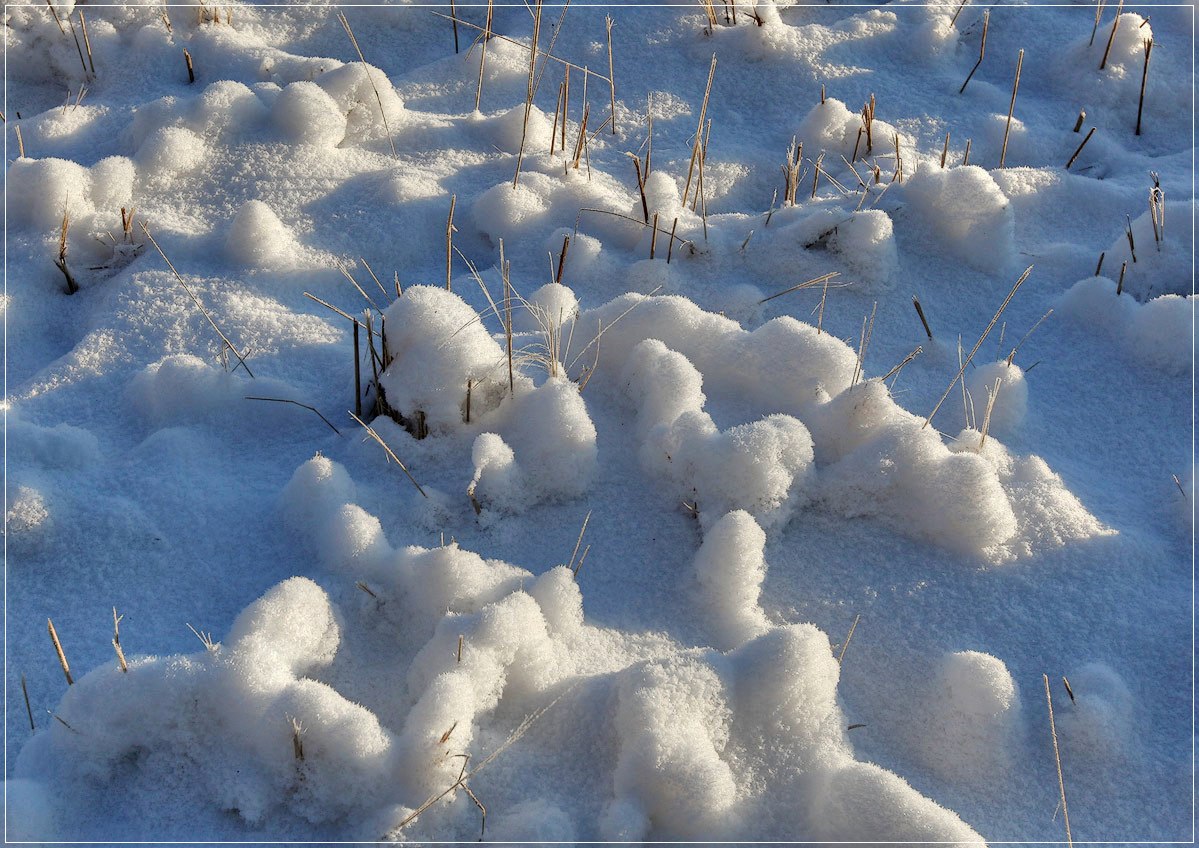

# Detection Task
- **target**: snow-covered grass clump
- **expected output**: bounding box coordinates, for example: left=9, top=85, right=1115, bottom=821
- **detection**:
left=1059, top=276, right=1194, bottom=374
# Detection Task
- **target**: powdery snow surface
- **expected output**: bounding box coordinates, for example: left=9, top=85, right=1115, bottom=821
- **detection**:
left=3, top=1, right=1193, bottom=842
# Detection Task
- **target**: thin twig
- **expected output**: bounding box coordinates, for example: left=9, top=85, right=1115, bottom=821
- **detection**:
left=1044, top=674, right=1074, bottom=847
left=337, top=11, right=397, bottom=159
left=245, top=396, right=342, bottom=434
left=349, top=412, right=427, bottom=497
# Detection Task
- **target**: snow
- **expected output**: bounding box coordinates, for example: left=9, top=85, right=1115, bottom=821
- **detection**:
left=5, top=1, right=1192, bottom=843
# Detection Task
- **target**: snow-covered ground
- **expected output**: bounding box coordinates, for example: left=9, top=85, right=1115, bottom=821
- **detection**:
left=4, top=0, right=1194, bottom=841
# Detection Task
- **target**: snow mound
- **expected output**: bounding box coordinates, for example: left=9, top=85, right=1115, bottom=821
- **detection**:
left=693, top=510, right=772, bottom=650
left=622, top=338, right=816, bottom=529
left=796, top=97, right=906, bottom=164
left=1101, top=202, right=1194, bottom=298
left=137, top=126, right=207, bottom=184
left=902, top=165, right=1015, bottom=275
left=965, top=360, right=1029, bottom=436
left=272, top=81, right=346, bottom=147
left=224, top=200, right=303, bottom=271
left=1056, top=662, right=1135, bottom=763
left=126, top=354, right=295, bottom=427
left=918, top=650, right=1021, bottom=782
left=774, top=205, right=898, bottom=285
left=378, top=286, right=511, bottom=432
left=490, top=103, right=553, bottom=154
left=468, top=377, right=598, bottom=514
left=1059, top=276, right=1194, bottom=374
left=314, top=61, right=405, bottom=145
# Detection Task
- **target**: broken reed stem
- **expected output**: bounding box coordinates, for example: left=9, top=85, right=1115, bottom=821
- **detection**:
left=112, top=607, right=128, bottom=673
left=349, top=411, right=427, bottom=497
left=999, top=49, right=1024, bottom=168
left=606, top=15, right=616, bottom=135
left=54, top=208, right=80, bottom=295
left=758, top=271, right=840, bottom=305
left=817, top=274, right=830, bottom=333
left=44, top=0, right=65, bottom=33
left=925, top=265, right=1033, bottom=429
left=1065, top=127, right=1096, bottom=169
left=959, top=10, right=989, bottom=94
left=353, top=321, right=363, bottom=417
left=1095, top=252, right=1105, bottom=276
left=1006, top=308, right=1053, bottom=364
left=667, top=216, right=679, bottom=263
left=978, top=377, right=1002, bottom=448
left=649, top=211, right=659, bottom=259
left=48, top=618, right=73, bottom=685
left=962, top=138, right=972, bottom=166
left=913, top=296, right=933, bottom=339
left=183, top=49, right=195, bottom=84
left=836, top=614, right=860, bottom=664
left=550, top=80, right=563, bottom=156
left=1135, top=38, right=1153, bottom=136
left=1044, top=675, right=1074, bottom=847
left=337, top=11, right=397, bottom=159
left=502, top=244, right=514, bottom=393
left=22, top=673, right=35, bottom=731
left=1125, top=214, right=1137, bottom=262
left=1116, top=260, right=1127, bottom=294
left=446, top=194, right=457, bottom=290
left=682, top=54, right=717, bottom=209
left=78, top=11, right=95, bottom=75
left=851, top=302, right=878, bottom=387
left=475, top=0, right=493, bottom=109
left=940, top=131, right=950, bottom=168
left=1073, top=109, right=1086, bottom=133
left=15, top=124, right=25, bottom=158
left=245, top=396, right=342, bottom=435
left=1100, top=0, right=1123, bottom=70
left=811, top=152, right=825, bottom=198
left=630, top=154, right=649, bottom=222
left=556, top=235, right=570, bottom=282
left=449, top=0, right=459, bottom=52
left=513, top=0, right=544, bottom=187
left=568, top=510, right=592, bottom=574
left=883, top=345, right=923, bottom=384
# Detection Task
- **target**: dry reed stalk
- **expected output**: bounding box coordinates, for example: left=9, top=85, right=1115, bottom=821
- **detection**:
left=959, top=10, right=989, bottom=93
left=1100, top=0, right=1123, bottom=69
left=649, top=211, right=659, bottom=259
left=606, top=15, right=617, bottom=135
left=568, top=510, right=592, bottom=574
left=758, top=271, right=841, bottom=305
left=667, top=217, right=679, bottom=263
left=811, top=152, right=825, bottom=198
left=962, top=138, right=972, bottom=165
left=1125, top=214, right=1137, bottom=262
left=182, top=48, right=195, bottom=83
left=550, top=80, right=564, bottom=156
left=1090, top=0, right=1106, bottom=45
left=941, top=131, right=951, bottom=168
left=349, top=411, right=427, bottom=496
left=999, top=49, right=1024, bottom=168
left=978, top=377, right=1002, bottom=448
left=1065, top=127, right=1096, bottom=169
left=913, top=296, right=933, bottom=339
left=1044, top=675, right=1074, bottom=847
left=1073, top=109, right=1086, bottom=132
left=445, top=195, right=457, bottom=289
left=1135, top=38, right=1153, bottom=135
left=1005, top=308, right=1052, bottom=365
left=893, top=131, right=903, bottom=182
left=836, top=614, right=861, bottom=664
left=141, top=223, right=253, bottom=375
left=475, top=0, right=494, bottom=109
left=882, top=345, right=923, bottom=385
left=1095, top=252, right=1105, bottom=276
left=502, top=245, right=514, bottom=393
left=44, top=0, right=65, bottom=33
left=513, top=0, right=544, bottom=187
left=924, top=265, right=1033, bottom=429
left=860, top=93, right=876, bottom=153
left=1117, top=260, right=1127, bottom=294
left=851, top=302, right=878, bottom=387
left=48, top=619, right=73, bottom=685
left=353, top=320, right=363, bottom=417
left=338, top=261, right=382, bottom=312
left=359, top=257, right=388, bottom=302
left=21, top=673, right=35, bottom=730
left=15, top=124, right=25, bottom=158
left=67, top=15, right=88, bottom=77
left=245, top=396, right=342, bottom=434
left=449, top=0, right=459, bottom=53
left=556, top=235, right=570, bottom=282
left=112, top=607, right=128, bottom=673
left=629, top=154, right=649, bottom=222
left=571, top=103, right=590, bottom=170
left=682, top=55, right=717, bottom=208
left=817, top=274, right=830, bottom=333
left=782, top=138, right=802, bottom=205
left=78, top=11, right=95, bottom=75
left=54, top=208, right=79, bottom=294
left=337, top=11, right=397, bottom=159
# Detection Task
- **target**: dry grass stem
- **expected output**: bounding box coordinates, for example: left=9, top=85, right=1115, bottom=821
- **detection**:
left=925, top=265, right=1033, bottom=429
left=1073, top=109, right=1086, bottom=133
left=759, top=271, right=841, bottom=305
left=1044, top=674, right=1074, bottom=847
left=1065, top=127, right=1096, bottom=169
left=245, top=396, right=342, bottom=434
left=1100, top=0, right=1123, bottom=69
left=836, top=614, right=861, bottom=664
left=959, top=10, right=989, bottom=93
left=912, top=295, right=934, bottom=340
left=1136, top=38, right=1153, bottom=135
left=112, top=607, right=129, bottom=673
left=568, top=510, right=592, bottom=574
left=337, top=11, right=397, bottom=159
left=682, top=54, right=717, bottom=208
left=446, top=195, right=457, bottom=289
left=22, top=673, right=35, bottom=731
left=1000, top=49, right=1024, bottom=168
left=48, top=619, right=73, bottom=685
left=349, top=411, right=427, bottom=497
